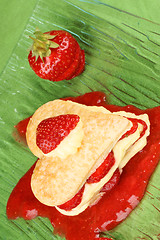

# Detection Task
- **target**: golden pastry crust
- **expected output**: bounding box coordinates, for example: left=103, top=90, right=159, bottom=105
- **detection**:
left=56, top=111, right=150, bottom=216
left=27, top=100, right=131, bottom=206
left=26, top=101, right=111, bottom=159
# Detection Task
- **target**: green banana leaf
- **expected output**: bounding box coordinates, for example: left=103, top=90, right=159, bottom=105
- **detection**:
left=0, top=0, right=160, bottom=239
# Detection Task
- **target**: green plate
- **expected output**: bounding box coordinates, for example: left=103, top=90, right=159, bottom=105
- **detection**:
left=0, top=0, right=160, bottom=239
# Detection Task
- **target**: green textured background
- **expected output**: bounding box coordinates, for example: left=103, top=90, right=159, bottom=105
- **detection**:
left=0, top=0, right=160, bottom=239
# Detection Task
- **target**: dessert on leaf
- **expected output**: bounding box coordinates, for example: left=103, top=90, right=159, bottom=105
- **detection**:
left=7, top=92, right=160, bottom=240
left=26, top=99, right=150, bottom=215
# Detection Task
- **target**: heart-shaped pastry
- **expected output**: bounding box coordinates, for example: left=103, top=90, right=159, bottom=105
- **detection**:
left=26, top=99, right=150, bottom=216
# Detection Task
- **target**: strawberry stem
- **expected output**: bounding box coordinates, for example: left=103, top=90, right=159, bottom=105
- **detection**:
left=29, top=28, right=59, bottom=61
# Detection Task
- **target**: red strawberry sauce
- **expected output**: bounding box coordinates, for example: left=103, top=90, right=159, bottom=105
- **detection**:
left=7, top=91, right=160, bottom=240
left=58, top=185, right=85, bottom=211
left=87, top=151, right=115, bottom=184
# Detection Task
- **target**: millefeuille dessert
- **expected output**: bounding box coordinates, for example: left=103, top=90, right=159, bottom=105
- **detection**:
left=26, top=99, right=150, bottom=216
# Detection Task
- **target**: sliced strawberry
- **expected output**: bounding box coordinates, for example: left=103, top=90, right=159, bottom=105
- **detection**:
left=120, top=118, right=138, bottom=140
left=28, top=30, right=77, bottom=81
left=137, top=119, right=148, bottom=138
left=67, top=50, right=85, bottom=80
left=74, top=50, right=85, bottom=77
left=55, top=41, right=81, bottom=81
left=36, top=114, right=80, bottom=154
left=87, top=151, right=115, bottom=184
left=28, top=29, right=85, bottom=82
left=120, top=118, right=147, bottom=141
left=58, top=185, right=85, bottom=211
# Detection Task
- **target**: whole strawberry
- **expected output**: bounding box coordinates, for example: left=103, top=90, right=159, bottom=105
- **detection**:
left=28, top=28, right=85, bottom=81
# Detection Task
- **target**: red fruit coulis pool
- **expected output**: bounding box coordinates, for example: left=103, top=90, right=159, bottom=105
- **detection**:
left=7, top=91, right=160, bottom=240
